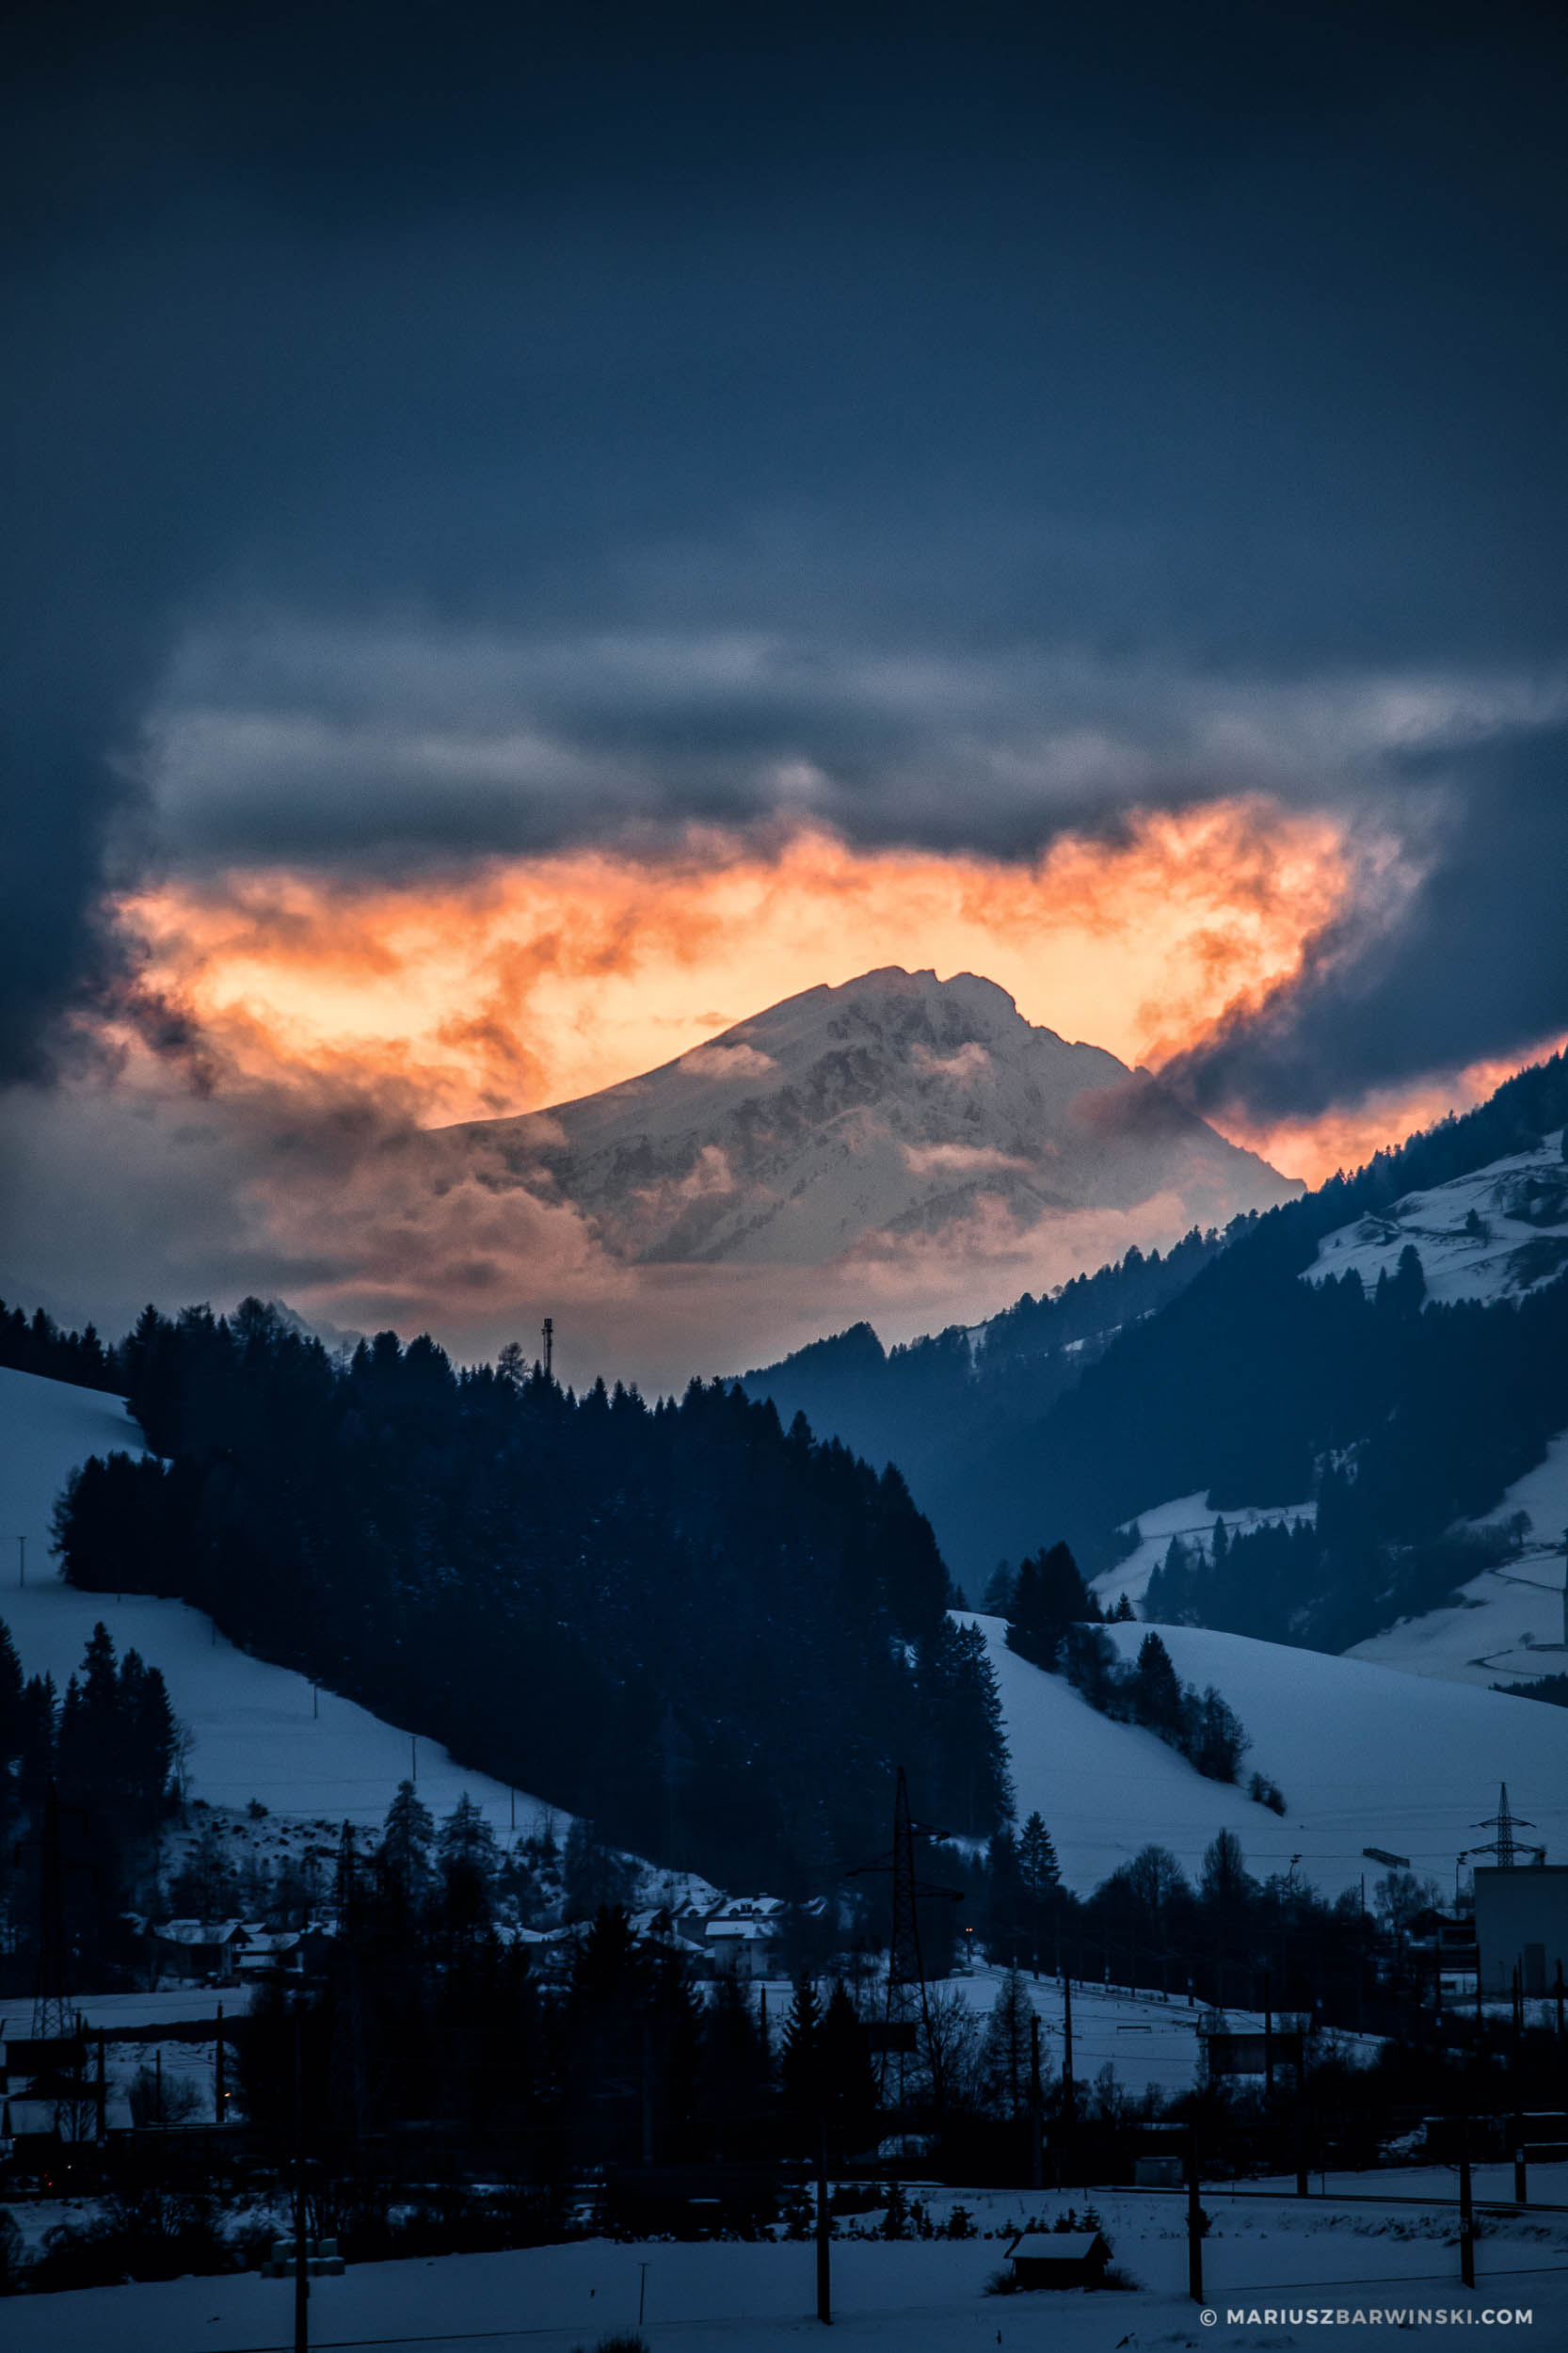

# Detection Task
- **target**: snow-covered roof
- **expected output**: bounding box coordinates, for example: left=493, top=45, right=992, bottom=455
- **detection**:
left=1007, top=2231, right=1105, bottom=2262
left=234, top=1929, right=301, bottom=1960
left=705, top=1916, right=777, bottom=1942
left=153, top=1917, right=245, bottom=1946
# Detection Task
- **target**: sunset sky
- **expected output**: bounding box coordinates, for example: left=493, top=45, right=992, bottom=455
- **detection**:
left=3, top=2, right=1566, bottom=1384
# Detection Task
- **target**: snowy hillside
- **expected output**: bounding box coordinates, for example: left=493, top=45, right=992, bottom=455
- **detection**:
left=1090, top=1491, right=1317, bottom=1613
left=1305, top=1129, right=1568, bottom=1305
left=968, top=1611, right=1568, bottom=1899
left=0, top=1361, right=143, bottom=1563
left=445, top=966, right=1297, bottom=1268
left=0, top=1364, right=563, bottom=1838
left=1348, top=1432, right=1568, bottom=1689
left=1297, top=1135, right=1568, bottom=1689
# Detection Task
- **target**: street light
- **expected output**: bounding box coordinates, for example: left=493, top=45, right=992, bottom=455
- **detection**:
left=1455, top=1851, right=1469, bottom=1906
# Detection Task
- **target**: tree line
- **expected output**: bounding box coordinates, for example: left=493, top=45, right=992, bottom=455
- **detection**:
left=0, top=1617, right=181, bottom=1997
left=1137, top=1242, right=1568, bottom=1649
left=987, top=1544, right=1260, bottom=1789
left=0, top=1300, right=123, bottom=1392
left=742, top=1223, right=1244, bottom=1590
left=53, top=1299, right=1013, bottom=1890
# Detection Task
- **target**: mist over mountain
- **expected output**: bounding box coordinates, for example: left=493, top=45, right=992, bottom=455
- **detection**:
left=442, top=967, right=1299, bottom=1273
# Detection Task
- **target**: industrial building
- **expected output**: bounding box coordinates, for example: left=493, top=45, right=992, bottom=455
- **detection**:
left=1473, top=1864, right=1568, bottom=1996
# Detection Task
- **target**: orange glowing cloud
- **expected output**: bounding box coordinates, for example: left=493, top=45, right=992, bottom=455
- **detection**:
left=1229, top=1040, right=1568, bottom=1191
left=66, top=797, right=1562, bottom=1382
left=114, top=798, right=1360, bottom=1139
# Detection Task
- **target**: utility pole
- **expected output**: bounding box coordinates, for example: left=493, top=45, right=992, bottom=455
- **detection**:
left=1294, top=2026, right=1309, bottom=2199
left=815, top=2113, right=833, bottom=2324
left=295, top=2006, right=310, bottom=2353
left=1458, top=2111, right=1476, bottom=2290
left=17, top=1533, right=24, bottom=1588
left=1061, top=1964, right=1075, bottom=2131
left=1472, top=1784, right=1544, bottom=1870
left=216, top=2004, right=226, bottom=2123
left=1029, top=2011, right=1044, bottom=2190
left=23, top=1779, right=91, bottom=2041
left=1187, top=2120, right=1204, bottom=2304
left=541, top=1317, right=553, bottom=1381
left=845, top=1768, right=960, bottom=2118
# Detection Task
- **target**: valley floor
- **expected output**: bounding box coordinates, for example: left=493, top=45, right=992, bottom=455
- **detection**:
left=7, top=2177, right=1568, bottom=2351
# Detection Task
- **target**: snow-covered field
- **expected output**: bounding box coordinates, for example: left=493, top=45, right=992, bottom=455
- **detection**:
left=1305, top=1132, right=1568, bottom=1306
left=969, top=1613, right=1568, bottom=1898
left=0, top=1364, right=564, bottom=1839
left=945, top=1964, right=1355, bottom=2095
left=6, top=2187, right=1566, bottom=2353
left=748, top=1961, right=1278, bottom=2097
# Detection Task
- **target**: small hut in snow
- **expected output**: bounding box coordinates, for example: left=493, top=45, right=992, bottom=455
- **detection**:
left=1003, top=2229, right=1111, bottom=2289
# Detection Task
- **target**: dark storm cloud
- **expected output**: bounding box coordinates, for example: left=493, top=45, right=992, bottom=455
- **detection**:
left=3, top=0, right=1567, bottom=1102
left=1166, top=724, right=1568, bottom=1120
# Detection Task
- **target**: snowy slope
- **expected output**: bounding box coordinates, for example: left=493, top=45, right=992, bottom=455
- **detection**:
left=1090, top=1491, right=1318, bottom=1613
left=0, top=1361, right=143, bottom=1562
left=1301, top=1133, right=1568, bottom=1689
left=968, top=1612, right=1568, bottom=1899
left=1348, top=1432, right=1568, bottom=1689
left=0, top=1364, right=565, bottom=1838
left=1101, top=1138, right=1568, bottom=1688
left=1305, top=1130, right=1568, bottom=1305
left=445, top=966, right=1298, bottom=1268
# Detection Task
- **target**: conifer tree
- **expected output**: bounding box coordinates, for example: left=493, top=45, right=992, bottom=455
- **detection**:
left=0, top=1617, right=24, bottom=1764
left=986, top=1822, right=1024, bottom=1963
left=438, top=1792, right=500, bottom=1938
left=1018, top=1810, right=1061, bottom=1898
left=979, top=1966, right=1036, bottom=2120
left=780, top=1976, right=824, bottom=2131
left=819, top=1977, right=878, bottom=2154
left=380, top=1779, right=435, bottom=1906
left=1131, top=1630, right=1184, bottom=1737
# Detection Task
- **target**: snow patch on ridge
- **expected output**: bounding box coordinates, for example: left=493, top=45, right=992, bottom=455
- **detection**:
left=1305, top=1131, right=1568, bottom=1306
left=1090, top=1491, right=1317, bottom=1611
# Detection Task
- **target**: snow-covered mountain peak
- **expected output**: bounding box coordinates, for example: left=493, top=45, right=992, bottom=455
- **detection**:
left=445, top=968, right=1299, bottom=1271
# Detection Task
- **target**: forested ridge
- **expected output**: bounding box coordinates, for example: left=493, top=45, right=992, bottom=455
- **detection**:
left=0, top=1298, right=123, bottom=1391
left=741, top=1050, right=1568, bottom=1644
left=53, top=1301, right=1012, bottom=1888
left=960, top=1056, right=1568, bottom=1635
left=741, top=1223, right=1238, bottom=1582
